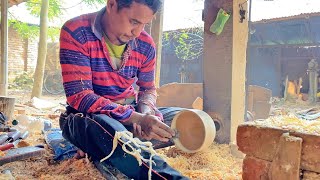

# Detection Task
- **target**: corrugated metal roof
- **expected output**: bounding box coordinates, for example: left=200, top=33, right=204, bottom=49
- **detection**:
left=253, top=12, right=320, bottom=24
left=250, top=12, right=320, bottom=46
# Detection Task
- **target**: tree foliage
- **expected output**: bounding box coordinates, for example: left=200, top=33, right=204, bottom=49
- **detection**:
left=9, top=0, right=105, bottom=41
left=162, top=27, right=204, bottom=61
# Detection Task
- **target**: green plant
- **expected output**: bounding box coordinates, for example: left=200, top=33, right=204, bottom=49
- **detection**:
left=9, top=72, right=34, bottom=91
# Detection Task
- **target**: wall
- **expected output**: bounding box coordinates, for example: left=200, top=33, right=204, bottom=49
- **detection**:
left=0, top=26, right=61, bottom=81
left=0, top=26, right=38, bottom=77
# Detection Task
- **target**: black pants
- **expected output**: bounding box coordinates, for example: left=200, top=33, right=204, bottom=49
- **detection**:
left=59, top=106, right=188, bottom=180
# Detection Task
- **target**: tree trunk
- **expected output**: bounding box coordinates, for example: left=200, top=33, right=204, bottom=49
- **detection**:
left=31, top=0, right=49, bottom=98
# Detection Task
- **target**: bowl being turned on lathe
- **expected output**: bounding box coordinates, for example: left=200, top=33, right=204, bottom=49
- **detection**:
left=171, top=109, right=216, bottom=153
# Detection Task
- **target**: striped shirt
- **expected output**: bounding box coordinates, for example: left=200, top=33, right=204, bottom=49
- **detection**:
left=59, top=7, right=157, bottom=121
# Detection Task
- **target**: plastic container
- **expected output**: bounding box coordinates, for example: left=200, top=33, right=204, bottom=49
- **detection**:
left=14, top=115, right=52, bottom=133
left=171, top=109, right=216, bottom=153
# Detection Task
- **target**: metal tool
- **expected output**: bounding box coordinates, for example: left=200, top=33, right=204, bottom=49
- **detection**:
left=0, top=131, right=29, bottom=151
left=0, top=134, right=9, bottom=145
left=5, top=131, right=21, bottom=143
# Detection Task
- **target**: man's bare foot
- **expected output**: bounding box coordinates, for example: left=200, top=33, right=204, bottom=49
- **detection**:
left=74, top=149, right=86, bottom=159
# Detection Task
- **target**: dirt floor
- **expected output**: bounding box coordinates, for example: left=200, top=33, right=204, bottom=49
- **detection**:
left=2, top=90, right=318, bottom=179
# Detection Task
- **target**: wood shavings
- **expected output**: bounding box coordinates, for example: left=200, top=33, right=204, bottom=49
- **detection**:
left=0, top=158, right=104, bottom=179
left=250, top=115, right=320, bottom=135
left=157, top=143, right=243, bottom=179
left=100, top=131, right=157, bottom=180
left=0, top=150, right=6, bottom=157
left=17, top=140, right=30, bottom=148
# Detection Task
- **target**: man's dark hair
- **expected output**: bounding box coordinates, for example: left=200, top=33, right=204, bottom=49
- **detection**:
left=117, top=0, right=162, bottom=13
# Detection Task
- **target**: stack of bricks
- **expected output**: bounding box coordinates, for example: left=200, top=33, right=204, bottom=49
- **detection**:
left=237, top=123, right=320, bottom=180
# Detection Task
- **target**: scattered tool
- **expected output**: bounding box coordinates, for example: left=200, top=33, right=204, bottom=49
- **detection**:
left=6, top=131, right=21, bottom=143
left=0, top=134, right=9, bottom=145
left=0, top=131, right=29, bottom=151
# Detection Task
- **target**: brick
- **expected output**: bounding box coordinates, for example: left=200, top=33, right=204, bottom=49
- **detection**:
left=268, top=133, right=302, bottom=180
left=242, top=156, right=270, bottom=180
left=237, top=124, right=320, bottom=173
left=237, top=124, right=287, bottom=161
left=291, top=132, right=320, bottom=172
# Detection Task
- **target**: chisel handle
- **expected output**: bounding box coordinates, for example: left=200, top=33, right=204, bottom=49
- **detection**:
left=0, top=143, right=14, bottom=151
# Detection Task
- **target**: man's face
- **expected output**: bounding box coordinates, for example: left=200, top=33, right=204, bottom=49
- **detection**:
left=106, top=0, right=155, bottom=44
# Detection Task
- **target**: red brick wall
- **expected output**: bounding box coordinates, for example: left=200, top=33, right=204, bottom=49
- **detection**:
left=0, top=26, right=60, bottom=80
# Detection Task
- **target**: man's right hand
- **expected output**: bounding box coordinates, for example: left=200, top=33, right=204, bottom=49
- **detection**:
left=132, top=114, right=175, bottom=142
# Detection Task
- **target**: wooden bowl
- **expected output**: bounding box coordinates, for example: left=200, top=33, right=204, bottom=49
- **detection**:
left=171, top=109, right=216, bottom=153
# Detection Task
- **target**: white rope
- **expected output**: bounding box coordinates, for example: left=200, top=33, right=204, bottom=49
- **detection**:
left=100, top=131, right=157, bottom=180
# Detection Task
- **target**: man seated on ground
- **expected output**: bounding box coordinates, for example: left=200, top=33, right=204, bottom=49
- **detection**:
left=59, top=0, right=187, bottom=179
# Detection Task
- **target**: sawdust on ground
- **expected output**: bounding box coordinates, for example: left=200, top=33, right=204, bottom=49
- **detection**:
left=157, top=144, right=243, bottom=180
left=2, top=91, right=244, bottom=179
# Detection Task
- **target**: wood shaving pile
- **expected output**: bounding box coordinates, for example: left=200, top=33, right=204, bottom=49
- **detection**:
left=250, top=115, right=320, bottom=135
left=157, top=143, right=243, bottom=180
left=0, top=158, right=104, bottom=180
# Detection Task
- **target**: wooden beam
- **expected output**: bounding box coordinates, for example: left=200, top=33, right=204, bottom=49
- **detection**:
left=0, top=0, right=8, bottom=96
left=151, top=7, right=164, bottom=88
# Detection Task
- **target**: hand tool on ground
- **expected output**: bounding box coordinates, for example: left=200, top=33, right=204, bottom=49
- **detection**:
left=0, top=131, right=29, bottom=151
left=5, top=131, right=21, bottom=143
left=0, top=134, right=9, bottom=145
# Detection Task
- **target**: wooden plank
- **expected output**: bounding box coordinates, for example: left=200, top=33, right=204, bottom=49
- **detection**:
left=268, top=133, right=302, bottom=180
left=0, top=146, right=45, bottom=165
left=237, top=124, right=320, bottom=173
left=242, top=156, right=270, bottom=180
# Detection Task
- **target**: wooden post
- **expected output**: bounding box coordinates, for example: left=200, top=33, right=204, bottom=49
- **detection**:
left=0, top=0, right=9, bottom=96
left=203, top=0, right=248, bottom=143
left=151, top=6, right=164, bottom=88
left=0, top=96, right=15, bottom=122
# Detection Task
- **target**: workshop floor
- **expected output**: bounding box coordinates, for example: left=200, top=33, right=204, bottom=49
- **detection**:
left=0, top=90, right=244, bottom=179
left=2, top=92, right=317, bottom=179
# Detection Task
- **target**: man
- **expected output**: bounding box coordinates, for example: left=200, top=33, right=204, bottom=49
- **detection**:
left=59, top=0, right=187, bottom=179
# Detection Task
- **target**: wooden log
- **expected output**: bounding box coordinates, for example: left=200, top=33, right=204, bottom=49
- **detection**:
left=0, top=96, right=15, bottom=122
left=268, top=133, right=302, bottom=180
left=237, top=124, right=320, bottom=173
left=242, top=156, right=270, bottom=180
